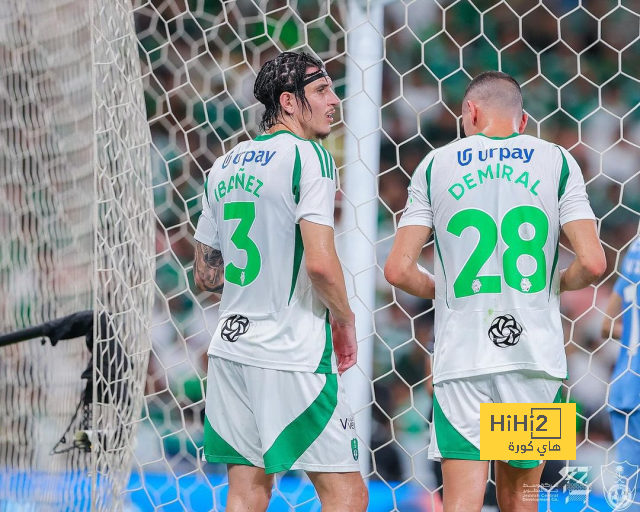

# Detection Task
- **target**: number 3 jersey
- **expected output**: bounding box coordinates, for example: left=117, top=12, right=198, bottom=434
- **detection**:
left=194, top=131, right=338, bottom=373
left=399, top=133, right=596, bottom=383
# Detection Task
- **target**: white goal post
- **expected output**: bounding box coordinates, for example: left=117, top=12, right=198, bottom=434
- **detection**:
left=1, top=0, right=639, bottom=510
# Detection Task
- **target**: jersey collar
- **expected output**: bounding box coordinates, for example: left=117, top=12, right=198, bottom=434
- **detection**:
left=477, top=132, right=520, bottom=140
left=254, top=130, right=310, bottom=142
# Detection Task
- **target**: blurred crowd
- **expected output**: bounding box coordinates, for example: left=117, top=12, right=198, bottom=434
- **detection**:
left=132, top=0, right=639, bottom=496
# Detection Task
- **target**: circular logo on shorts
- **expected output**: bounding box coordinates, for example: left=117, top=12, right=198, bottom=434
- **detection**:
left=221, top=315, right=249, bottom=342
left=488, top=314, right=522, bottom=348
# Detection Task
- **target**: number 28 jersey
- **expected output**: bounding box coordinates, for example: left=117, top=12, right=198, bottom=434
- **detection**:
left=399, top=133, right=596, bottom=384
left=195, top=131, right=338, bottom=373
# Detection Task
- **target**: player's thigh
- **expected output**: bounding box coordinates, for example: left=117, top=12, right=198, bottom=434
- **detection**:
left=441, top=459, right=489, bottom=512
left=429, top=376, right=492, bottom=462
left=493, top=370, right=561, bottom=470
left=203, top=356, right=263, bottom=468
left=246, top=369, right=361, bottom=475
left=307, top=471, right=368, bottom=511
left=495, top=460, right=546, bottom=512
left=492, top=370, right=562, bottom=405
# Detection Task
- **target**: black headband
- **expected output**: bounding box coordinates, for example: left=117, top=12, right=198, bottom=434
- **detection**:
left=302, top=69, right=329, bottom=87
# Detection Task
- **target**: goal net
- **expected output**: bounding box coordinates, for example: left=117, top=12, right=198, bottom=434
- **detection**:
left=1, top=0, right=153, bottom=509
left=0, top=0, right=95, bottom=507
left=1, top=0, right=639, bottom=510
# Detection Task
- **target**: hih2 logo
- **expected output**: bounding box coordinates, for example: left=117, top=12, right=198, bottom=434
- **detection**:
left=602, top=461, right=638, bottom=511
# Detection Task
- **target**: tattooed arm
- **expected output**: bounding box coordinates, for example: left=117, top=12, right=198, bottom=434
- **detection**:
left=194, top=241, right=225, bottom=294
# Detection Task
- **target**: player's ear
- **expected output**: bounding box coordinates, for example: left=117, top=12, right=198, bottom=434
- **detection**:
left=279, top=92, right=295, bottom=116
left=467, top=100, right=478, bottom=126
left=519, top=112, right=528, bottom=134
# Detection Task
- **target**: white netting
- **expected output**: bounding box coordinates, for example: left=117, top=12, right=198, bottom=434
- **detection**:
left=1, top=0, right=639, bottom=510
left=0, top=0, right=154, bottom=510
left=0, top=0, right=94, bottom=507
left=93, top=0, right=155, bottom=508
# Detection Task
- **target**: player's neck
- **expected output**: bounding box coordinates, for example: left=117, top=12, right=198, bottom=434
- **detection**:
left=266, top=122, right=310, bottom=140
left=475, top=120, right=519, bottom=138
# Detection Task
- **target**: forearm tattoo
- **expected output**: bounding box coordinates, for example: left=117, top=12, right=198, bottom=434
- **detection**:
left=195, top=242, right=225, bottom=293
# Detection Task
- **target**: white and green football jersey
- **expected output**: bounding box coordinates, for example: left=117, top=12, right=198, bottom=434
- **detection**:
left=195, top=130, right=338, bottom=373
left=399, top=133, right=596, bottom=384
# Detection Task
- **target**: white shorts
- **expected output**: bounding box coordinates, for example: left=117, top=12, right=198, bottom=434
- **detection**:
left=204, top=356, right=361, bottom=474
left=429, top=370, right=562, bottom=469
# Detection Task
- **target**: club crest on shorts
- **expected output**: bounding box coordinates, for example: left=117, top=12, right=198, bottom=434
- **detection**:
left=221, top=314, right=249, bottom=342
left=601, top=461, right=638, bottom=511
left=351, top=438, right=359, bottom=461
left=488, top=314, right=522, bottom=348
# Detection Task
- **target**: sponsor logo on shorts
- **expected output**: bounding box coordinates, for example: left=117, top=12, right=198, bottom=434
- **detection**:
left=221, top=314, right=249, bottom=342
left=340, top=416, right=355, bottom=430
left=488, top=314, right=522, bottom=348
left=351, top=439, right=359, bottom=461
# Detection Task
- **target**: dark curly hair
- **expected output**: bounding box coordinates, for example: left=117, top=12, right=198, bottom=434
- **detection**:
left=254, top=51, right=325, bottom=132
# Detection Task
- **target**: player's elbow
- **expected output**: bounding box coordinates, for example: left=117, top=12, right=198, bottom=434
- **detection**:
left=588, top=257, right=607, bottom=281
left=384, top=259, right=407, bottom=288
left=580, top=252, right=607, bottom=284
left=306, top=259, right=337, bottom=286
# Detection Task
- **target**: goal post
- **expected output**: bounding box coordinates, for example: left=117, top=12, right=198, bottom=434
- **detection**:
left=338, top=0, right=387, bottom=478
left=1, top=0, right=639, bottom=510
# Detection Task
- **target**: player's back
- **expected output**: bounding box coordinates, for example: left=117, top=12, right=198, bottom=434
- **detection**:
left=422, top=133, right=594, bottom=381
left=197, top=131, right=338, bottom=373
left=431, top=134, right=566, bottom=309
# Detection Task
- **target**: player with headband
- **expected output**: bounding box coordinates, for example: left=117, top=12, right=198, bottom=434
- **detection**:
left=193, top=51, right=368, bottom=512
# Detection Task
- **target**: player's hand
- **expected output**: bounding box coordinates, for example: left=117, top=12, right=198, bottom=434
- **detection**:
left=331, top=317, right=357, bottom=375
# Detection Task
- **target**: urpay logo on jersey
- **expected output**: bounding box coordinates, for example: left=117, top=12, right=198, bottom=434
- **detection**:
left=457, top=146, right=535, bottom=167
left=222, top=149, right=276, bottom=169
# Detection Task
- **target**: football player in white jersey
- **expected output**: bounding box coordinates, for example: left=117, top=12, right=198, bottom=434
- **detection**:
left=193, top=51, right=367, bottom=512
left=385, top=71, right=606, bottom=512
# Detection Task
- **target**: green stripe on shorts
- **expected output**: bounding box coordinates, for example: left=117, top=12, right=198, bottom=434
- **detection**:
left=263, top=373, right=338, bottom=473
left=203, top=415, right=255, bottom=466
left=434, top=393, right=481, bottom=460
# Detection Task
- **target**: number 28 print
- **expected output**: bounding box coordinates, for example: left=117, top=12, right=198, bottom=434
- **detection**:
left=446, top=205, right=549, bottom=298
